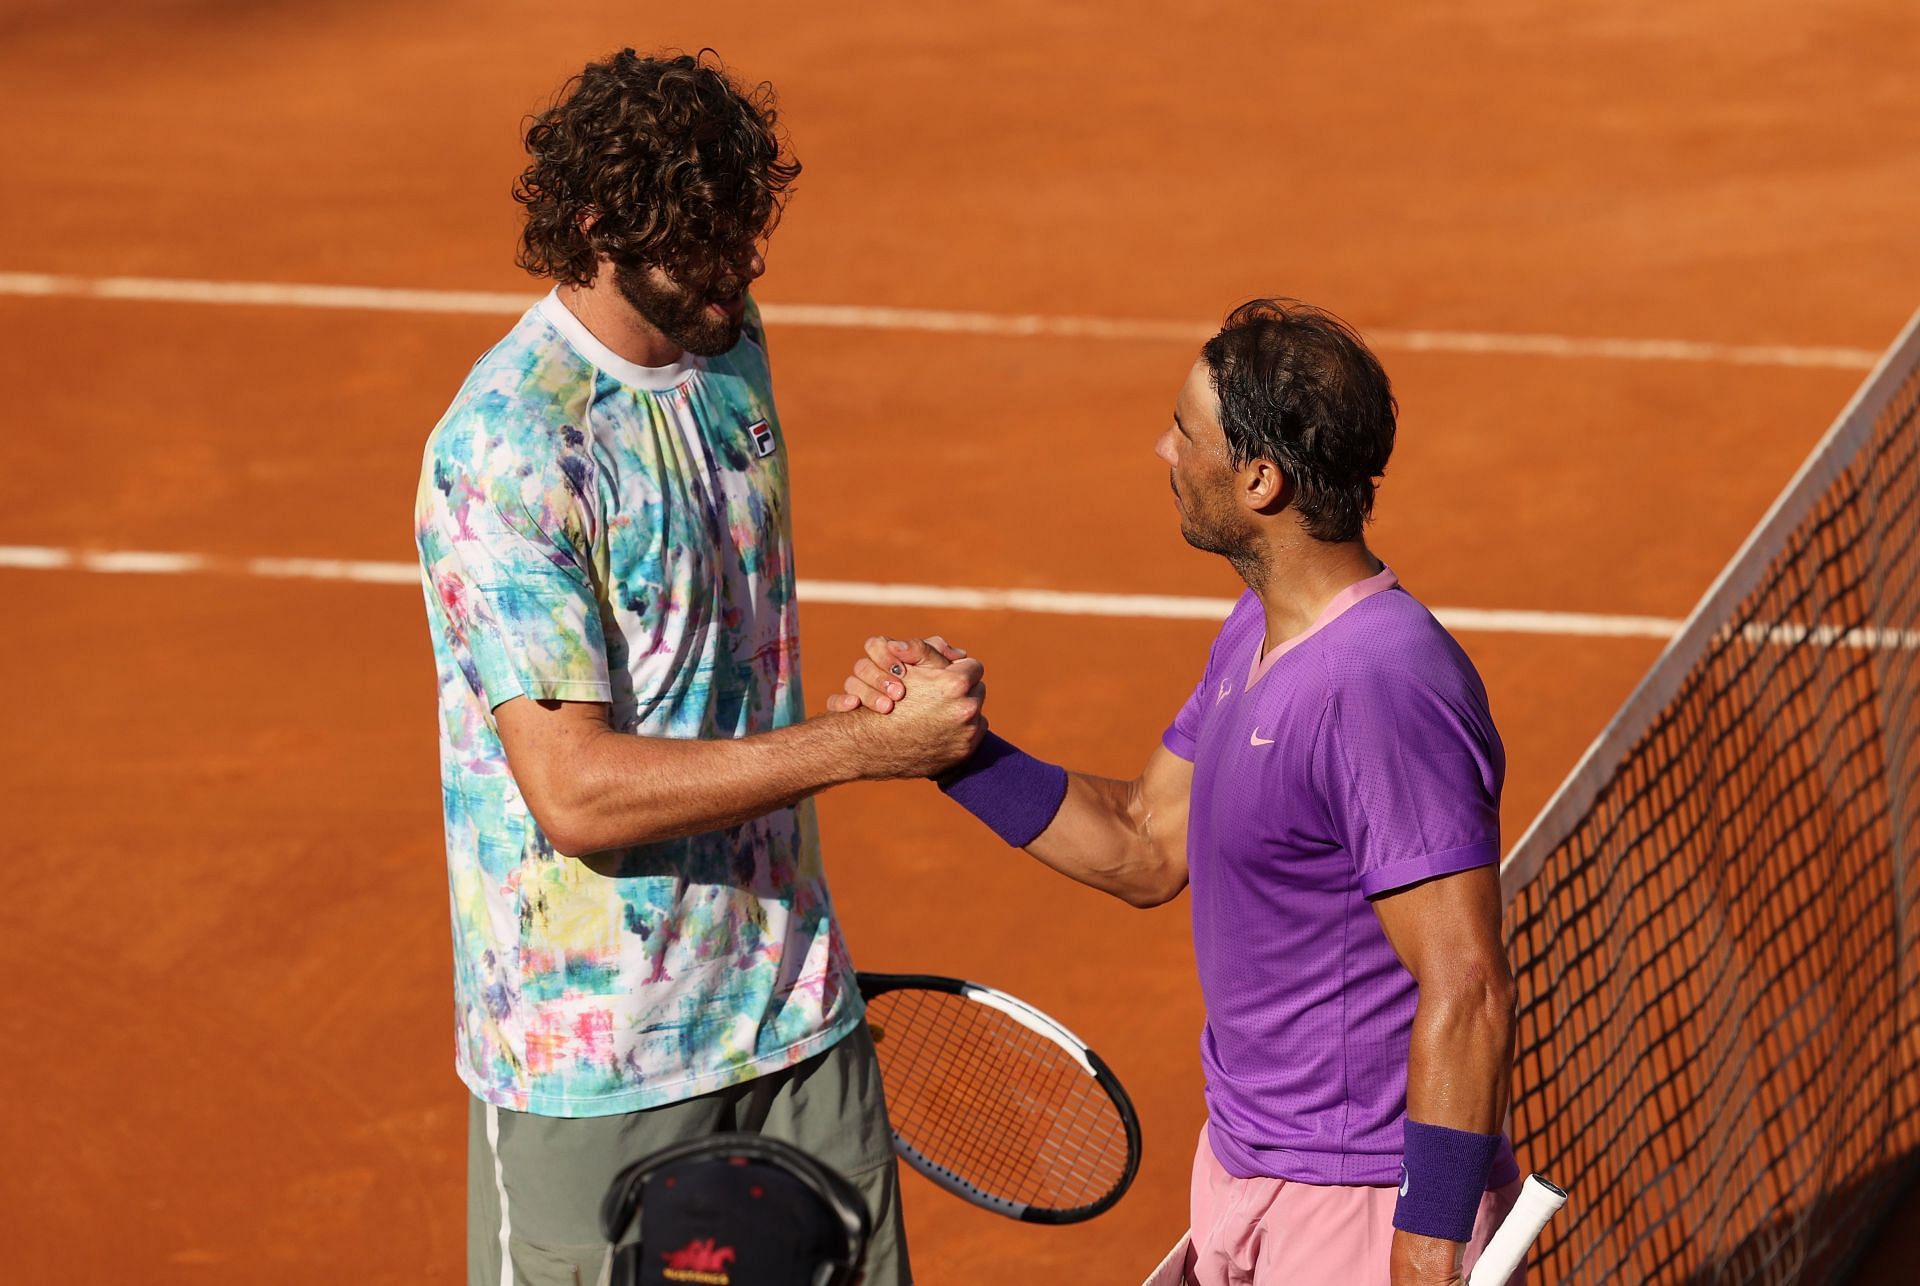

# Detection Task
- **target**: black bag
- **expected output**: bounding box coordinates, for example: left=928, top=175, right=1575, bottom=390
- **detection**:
left=601, top=1133, right=872, bottom=1286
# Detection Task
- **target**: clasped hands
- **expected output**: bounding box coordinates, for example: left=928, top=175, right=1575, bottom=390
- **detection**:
left=823, top=635, right=988, bottom=778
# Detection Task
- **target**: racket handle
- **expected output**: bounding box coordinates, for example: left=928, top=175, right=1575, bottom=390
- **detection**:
left=1467, top=1174, right=1566, bottom=1286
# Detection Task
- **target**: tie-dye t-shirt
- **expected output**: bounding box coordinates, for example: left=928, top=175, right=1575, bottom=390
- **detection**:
left=415, top=290, right=860, bottom=1117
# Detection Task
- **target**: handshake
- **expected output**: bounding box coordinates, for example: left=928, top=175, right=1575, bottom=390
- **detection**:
left=821, top=635, right=988, bottom=780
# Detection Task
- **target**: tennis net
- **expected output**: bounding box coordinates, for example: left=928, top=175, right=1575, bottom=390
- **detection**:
left=1501, top=307, right=1920, bottom=1284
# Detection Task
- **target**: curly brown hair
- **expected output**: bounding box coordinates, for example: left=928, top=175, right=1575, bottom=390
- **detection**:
left=513, top=49, right=800, bottom=289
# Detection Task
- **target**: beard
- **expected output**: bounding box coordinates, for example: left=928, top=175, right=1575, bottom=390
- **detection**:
left=1174, top=471, right=1267, bottom=584
left=612, top=261, right=747, bottom=358
left=1179, top=518, right=1234, bottom=556
left=1173, top=471, right=1234, bottom=555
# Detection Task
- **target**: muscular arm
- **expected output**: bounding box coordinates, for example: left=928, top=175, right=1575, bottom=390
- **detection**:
left=496, top=652, right=984, bottom=854
left=823, top=635, right=1193, bottom=907
left=1371, top=866, right=1516, bottom=1283
left=1020, top=744, right=1194, bottom=908
left=493, top=698, right=868, bottom=854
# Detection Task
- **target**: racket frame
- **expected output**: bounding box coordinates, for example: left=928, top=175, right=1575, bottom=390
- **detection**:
left=856, top=971, right=1144, bottom=1225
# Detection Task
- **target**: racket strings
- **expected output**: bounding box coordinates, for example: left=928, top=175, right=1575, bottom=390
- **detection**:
left=867, top=989, right=1130, bottom=1211
left=883, top=998, right=1098, bottom=1197
left=878, top=995, right=1116, bottom=1204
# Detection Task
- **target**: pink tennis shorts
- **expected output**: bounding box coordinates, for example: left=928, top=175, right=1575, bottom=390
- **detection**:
left=1160, top=1122, right=1526, bottom=1285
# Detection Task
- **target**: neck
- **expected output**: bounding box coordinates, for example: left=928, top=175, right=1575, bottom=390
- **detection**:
left=556, top=270, right=684, bottom=368
left=1239, top=527, right=1384, bottom=653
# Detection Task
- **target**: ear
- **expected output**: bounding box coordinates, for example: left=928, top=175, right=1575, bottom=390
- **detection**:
left=576, top=204, right=601, bottom=235
left=1239, top=459, right=1292, bottom=514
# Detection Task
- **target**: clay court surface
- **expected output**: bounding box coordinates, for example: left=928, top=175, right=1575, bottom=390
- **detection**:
left=4, top=1, right=1920, bottom=1281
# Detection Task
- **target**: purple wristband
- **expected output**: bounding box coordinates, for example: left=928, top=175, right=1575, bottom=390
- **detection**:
left=1392, top=1120, right=1502, bottom=1243
left=936, top=732, right=1069, bottom=848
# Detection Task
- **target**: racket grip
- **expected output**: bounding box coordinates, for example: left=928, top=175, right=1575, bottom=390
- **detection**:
left=1467, top=1174, right=1566, bottom=1286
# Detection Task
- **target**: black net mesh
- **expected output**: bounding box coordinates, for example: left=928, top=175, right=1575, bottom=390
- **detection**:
left=1504, top=333, right=1920, bottom=1283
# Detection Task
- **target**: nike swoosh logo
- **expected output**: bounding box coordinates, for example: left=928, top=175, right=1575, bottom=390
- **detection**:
left=1250, top=728, right=1275, bottom=746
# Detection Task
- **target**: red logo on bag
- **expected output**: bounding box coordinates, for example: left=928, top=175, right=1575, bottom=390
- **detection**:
left=662, top=1238, right=737, bottom=1284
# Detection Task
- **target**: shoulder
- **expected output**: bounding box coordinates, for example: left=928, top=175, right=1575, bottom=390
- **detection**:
left=1321, top=590, right=1479, bottom=686
left=1315, top=590, right=1494, bottom=733
left=424, top=307, right=599, bottom=490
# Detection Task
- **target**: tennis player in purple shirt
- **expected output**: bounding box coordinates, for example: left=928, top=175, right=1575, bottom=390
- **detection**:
left=829, top=300, right=1523, bottom=1285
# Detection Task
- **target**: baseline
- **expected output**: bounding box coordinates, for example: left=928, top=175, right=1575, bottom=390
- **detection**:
left=0, top=543, right=1683, bottom=639
left=0, top=272, right=1882, bottom=371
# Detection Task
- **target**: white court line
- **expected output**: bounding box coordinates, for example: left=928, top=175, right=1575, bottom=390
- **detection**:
left=0, top=544, right=1684, bottom=639
left=0, top=271, right=1882, bottom=370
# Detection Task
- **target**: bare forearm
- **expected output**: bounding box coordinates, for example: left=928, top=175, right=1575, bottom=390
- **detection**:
left=1404, top=966, right=1515, bottom=1131
left=1371, top=868, right=1516, bottom=1285
left=1024, top=772, right=1186, bottom=907
left=1390, top=967, right=1516, bottom=1284
left=539, top=714, right=871, bottom=853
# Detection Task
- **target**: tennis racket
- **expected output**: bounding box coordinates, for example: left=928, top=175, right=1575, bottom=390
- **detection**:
left=856, top=971, right=1143, bottom=1224
left=1467, top=1173, right=1567, bottom=1285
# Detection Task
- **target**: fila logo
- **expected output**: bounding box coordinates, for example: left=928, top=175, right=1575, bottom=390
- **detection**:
left=746, top=419, right=777, bottom=458
left=1250, top=727, right=1275, bottom=747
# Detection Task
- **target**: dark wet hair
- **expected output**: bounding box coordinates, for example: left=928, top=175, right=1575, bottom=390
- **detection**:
left=513, top=49, right=800, bottom=288
left=1200, top=299, right=1397, bottom=542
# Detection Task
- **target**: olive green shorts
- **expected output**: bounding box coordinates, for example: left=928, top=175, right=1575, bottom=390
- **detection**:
left=468, top=1023, right=909, bottom=1286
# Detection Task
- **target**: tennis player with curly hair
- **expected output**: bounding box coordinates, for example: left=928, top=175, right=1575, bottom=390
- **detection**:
left=416, top=49, right=975, bottom=1286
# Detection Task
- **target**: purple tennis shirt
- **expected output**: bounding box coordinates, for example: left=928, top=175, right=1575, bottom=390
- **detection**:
left=1163, top=566, right=1518, bottom=1188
